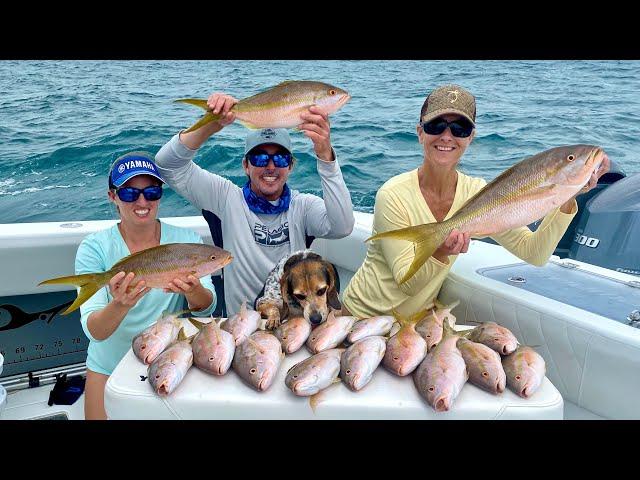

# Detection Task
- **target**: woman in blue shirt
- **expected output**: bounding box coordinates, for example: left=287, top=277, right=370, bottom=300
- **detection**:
left=75, top=152, right=216, bottom=420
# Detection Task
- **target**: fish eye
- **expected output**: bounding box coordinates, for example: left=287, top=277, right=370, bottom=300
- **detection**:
left=294, top=293, right=306, bottom=301
left=428, top=386, right=435, bottom=392
left=393, top=356, right=399, bottom=361
left=210, top=255, right=216, bottom=260
left=317, top=287, right=327, bottom=296
left=567, top=154, right=576, bottom=162
left=141, top=345, right=146, bottom=349
left=426, top=334, right=431, bottom=338
left=515, top=375, right=521, bottom=380
left=282, top=335, right=288, bottom=340
left=209, top=357, right=215, bottom=361
left=250, top=368, right=257, bottom=375
left=482, top=372, right=489, bottom=377
left=345, top=369, right=351, bottom=375
left=155, top=375, right=160, bottom=379
left=329, top=89, right=336, bottom=95
left=293, top=375, right=298, bottom=379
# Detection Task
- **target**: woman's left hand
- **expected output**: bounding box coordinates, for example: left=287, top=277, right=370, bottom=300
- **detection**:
left=580, top=151, right=611, bottom=194
left=560, top=152, right=611, bottom=213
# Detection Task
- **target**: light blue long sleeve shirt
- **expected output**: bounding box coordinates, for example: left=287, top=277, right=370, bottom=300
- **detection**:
left=75, top=221, right=216, bottom=375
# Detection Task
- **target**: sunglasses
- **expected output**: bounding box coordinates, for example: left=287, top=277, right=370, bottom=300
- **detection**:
left=246, top=152, right=292, bottom=168
left=421, top=117, right=474, bottom=138
left=114, top=185, right=163, bottom=202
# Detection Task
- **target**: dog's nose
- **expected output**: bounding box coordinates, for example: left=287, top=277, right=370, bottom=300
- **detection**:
left=309, top=313, right=323, bottom=325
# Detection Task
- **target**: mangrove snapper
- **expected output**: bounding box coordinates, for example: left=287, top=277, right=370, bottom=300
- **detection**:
left=340, top=336, right=387, bottom=391
left=232, top=331, right=283, bottom=392
left=189, top=317, right=235, bottom=375
left=502, top=345, right=546, bottom=398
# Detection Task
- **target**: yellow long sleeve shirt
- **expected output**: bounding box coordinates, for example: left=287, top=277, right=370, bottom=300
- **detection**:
left=342, top=168, right=577, bottom=319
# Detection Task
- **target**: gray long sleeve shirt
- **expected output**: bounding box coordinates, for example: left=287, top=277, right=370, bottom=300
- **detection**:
left=155, top=133, right=355, bottom=316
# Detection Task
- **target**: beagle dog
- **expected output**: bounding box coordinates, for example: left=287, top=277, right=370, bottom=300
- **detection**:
left=255, top=250, right=341, bottom=330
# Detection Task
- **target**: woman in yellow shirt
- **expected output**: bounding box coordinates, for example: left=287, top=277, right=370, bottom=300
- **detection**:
left=341, top=84, right=610, bottom=319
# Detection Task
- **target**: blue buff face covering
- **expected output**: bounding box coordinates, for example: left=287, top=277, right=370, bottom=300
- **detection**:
left=243, top=181, right=291, bottom=214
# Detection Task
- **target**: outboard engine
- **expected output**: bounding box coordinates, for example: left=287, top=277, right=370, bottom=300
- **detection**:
left=569, top=171, right=640, bottom=276
left=553, top=161, right=626, bottom=257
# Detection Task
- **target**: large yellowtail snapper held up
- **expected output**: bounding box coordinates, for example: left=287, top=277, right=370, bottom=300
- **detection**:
left=367, top=145, right=605, bottom=283
left=176, top=80, right=351, bottom=133
left=38, top=243, right=233, bottom=315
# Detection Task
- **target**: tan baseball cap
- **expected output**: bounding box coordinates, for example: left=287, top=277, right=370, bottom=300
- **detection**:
left=420, top=84, right=476, bottom=126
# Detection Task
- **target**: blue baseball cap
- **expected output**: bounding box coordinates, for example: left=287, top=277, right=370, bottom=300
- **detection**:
left=109, top=152, right=165, bottom=188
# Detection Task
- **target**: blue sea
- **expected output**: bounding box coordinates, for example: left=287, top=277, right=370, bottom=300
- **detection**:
left=1, top=60, right=639, bottom=224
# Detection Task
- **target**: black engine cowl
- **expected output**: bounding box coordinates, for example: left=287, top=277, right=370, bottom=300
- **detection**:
left=569, top=172, right=640, bottom=276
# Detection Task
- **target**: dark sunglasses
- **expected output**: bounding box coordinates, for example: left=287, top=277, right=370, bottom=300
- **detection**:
left=421, top=117, right=474, bottom=138
left=114, top=185, right=163, bottom=202
left=247, top=152, right=292, bottom=168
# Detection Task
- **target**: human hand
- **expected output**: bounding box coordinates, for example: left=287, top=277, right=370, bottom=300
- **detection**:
left=206, top=92, right=238, bottom=127
left=163, top=274, right=203, bottom=295
left=580, top=151, right=611, bottom=194
left=432, top=229, right=470, bottom=263
left=299, top=105, right=334, bottom=162
left=108, top=272, right=149, bottom=309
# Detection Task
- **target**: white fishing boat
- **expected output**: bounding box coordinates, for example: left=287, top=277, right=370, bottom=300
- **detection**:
left=1, top=172, right=639, bottom=420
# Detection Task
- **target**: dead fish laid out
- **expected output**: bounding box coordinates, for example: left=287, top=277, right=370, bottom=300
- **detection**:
left=232, top=331, right=284, bottom=392
left=457, top=337, right=506, bottom=394
left=176, top=80, right=351, bottom=133
left=221, top=300, right=262, bottom=346
left=367, top=145, right=606, bottom=283
left=306, top=311, right=356, bottom=354
left=413, top=319, right=467, bottom=412
left=502, top=345, right=546, bottom=398
left=347, top=316, right=394, bottom=343
left=274, top=316, right=312, bottom=354
left=132, top=310, right=184, bottom=365
left=148, top=328, right=194, bottom=396
left=189, top=317, right=235, bottom=376
left=467, top=322, right=518, bottom=355
left=340, top=336, right=387, bottom=391
left=416, top=300, right=460, bottom=352
left=39, top=243, right=233, bottom=314
left=382, top=309, right=428, bottom=376
left=285, top=348, right=344, bottom=396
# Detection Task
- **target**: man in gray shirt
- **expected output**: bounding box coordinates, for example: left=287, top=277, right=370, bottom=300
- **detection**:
left=155, top=92, right=355, bottom=320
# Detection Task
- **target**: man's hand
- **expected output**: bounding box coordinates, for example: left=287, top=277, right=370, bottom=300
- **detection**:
left=206, top=92, right=238, bottom=127
left=299, top=105, right=334, bottom=162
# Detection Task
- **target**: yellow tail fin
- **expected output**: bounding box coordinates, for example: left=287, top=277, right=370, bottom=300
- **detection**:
left=38, top=273, right=106, bottom=315
left=174, top=98, right=209, bottom=109
left=174, top=99, right=223, bottom=133
left=366, top=222, right=445, bottom=284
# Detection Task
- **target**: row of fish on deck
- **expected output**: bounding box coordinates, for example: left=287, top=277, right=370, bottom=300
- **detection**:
left=134, top=300, right=545, bottom=413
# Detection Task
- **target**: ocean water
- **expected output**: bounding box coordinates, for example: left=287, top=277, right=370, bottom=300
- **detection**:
left=0, top=60, right=639, bottom=224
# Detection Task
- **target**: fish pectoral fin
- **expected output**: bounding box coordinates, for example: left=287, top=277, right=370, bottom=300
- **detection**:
left=188, top=317, right=206, bottom=330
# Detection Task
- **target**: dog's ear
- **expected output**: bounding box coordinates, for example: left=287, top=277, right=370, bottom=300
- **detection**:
left=323, top=261, right=342, bottom=311
left=279, top=268, right=292, bottom=321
